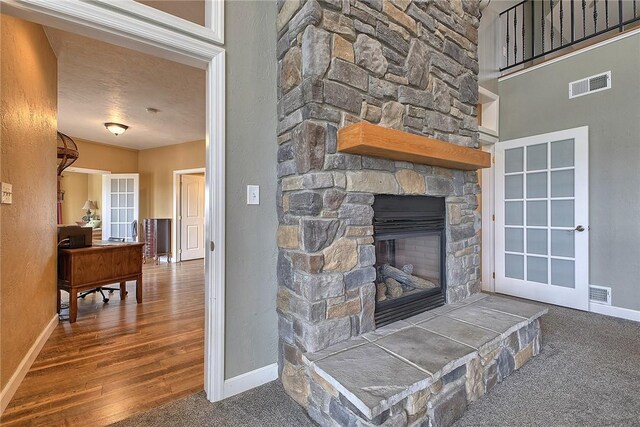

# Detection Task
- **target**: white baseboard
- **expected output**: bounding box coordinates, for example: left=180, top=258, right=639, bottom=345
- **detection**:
left=223, top=362, right=278, bottom=399
left=0, top=314, right=58, bottom=415
left=590, top=303, right=640, bottom=322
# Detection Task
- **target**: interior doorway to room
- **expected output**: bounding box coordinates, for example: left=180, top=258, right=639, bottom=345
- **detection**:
left=0, top=6, right=218, bottom=423
left=174, top=169, right=206, bottom=262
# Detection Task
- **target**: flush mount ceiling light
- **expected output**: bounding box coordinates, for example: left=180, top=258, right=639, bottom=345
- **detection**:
left=104, top=122, right=129, bottom=136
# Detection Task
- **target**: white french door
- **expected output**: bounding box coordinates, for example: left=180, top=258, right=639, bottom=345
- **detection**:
left=495, top=127, right=589, bottom=310
left=102, top=174, right=139, bottom=241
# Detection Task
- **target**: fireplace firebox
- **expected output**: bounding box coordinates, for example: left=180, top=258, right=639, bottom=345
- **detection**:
left=373, top=195, right=446, bottom=326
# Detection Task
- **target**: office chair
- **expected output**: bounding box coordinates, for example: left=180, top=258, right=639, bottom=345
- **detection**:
left=78, top=237, right=128, bottom=303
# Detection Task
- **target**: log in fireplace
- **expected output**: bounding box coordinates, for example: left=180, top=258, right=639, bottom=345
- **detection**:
left=373, top=195, right=447, bottom=327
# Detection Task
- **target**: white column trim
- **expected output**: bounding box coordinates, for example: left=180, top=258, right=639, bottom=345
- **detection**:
left=223, top=363, right=279, bottom=399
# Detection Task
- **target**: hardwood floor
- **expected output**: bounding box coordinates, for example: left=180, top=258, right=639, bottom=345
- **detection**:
left=1, top=260, right=205, bottom=427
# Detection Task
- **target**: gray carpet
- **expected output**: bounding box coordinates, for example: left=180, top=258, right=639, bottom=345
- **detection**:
left=114, top=305, right=640, bottom=427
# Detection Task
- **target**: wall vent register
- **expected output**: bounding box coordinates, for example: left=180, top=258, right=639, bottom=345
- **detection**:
left=569, top=71, right=611, bottom=99
left=589, top=285, right=611, bottom=305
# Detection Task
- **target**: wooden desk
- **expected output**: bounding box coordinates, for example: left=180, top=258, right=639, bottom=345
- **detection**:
left=58, top=242, right=145, bottom=323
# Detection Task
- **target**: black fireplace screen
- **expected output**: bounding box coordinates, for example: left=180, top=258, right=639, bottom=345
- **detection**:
left=373, top=195, right=446, bottom=327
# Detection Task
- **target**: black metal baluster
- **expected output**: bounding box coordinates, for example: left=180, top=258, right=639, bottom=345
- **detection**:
left=542, top=0, right=546, bottom=53
left=532, top=1, right=536, bottom=59
left=605, top=0, right=609, bottom=28
left=618, top=0, right=623, bottom=31
left=582, top=0, right=587, bottom=37
left=635, top=0, right=638, bottom=18
left=522, top=3, right=526, bottom=61
left=571, top=0, right=575, bottom=42
left=593, top=0, right=598, bottom=34
left=506, top=10, right=510, bottom=66
left=514, top=7, right=518, bottom=62
left=560, top=0, right=564, bottom=46
left=550, top=0, right=554, bottom=49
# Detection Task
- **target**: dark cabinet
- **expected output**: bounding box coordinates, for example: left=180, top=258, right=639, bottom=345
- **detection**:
left=142, top=218, right=171, bottom=263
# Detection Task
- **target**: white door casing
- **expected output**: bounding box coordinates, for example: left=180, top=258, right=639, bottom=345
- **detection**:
left=495, top=127, right=589, bottom=310
left=102, top=174, right=139, bottom=241
left=180, top=174, right=205, bottom=260
left=0, top=0, right=227, bottom=401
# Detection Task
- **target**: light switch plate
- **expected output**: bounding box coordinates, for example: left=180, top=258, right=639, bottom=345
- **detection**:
left=1, top=182, right=12, bottom=204
left=247, top=185, right=259, bottom=205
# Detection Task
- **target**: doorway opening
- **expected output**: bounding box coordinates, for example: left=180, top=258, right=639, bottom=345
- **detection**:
left=0, top=0, right=225, bottom=421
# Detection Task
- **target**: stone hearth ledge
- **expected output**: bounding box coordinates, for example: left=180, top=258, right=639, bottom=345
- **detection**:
left=301, top=293, right=548, bottom=424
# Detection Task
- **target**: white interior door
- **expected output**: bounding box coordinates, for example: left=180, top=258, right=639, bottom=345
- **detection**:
left=102, top=174, right=139, bottom=241
left=495, top=127, right=589, bottom=310
left=180, top=174, right=205, bottom=260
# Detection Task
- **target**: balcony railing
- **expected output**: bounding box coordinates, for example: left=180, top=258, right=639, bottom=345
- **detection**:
left=500, top=0, right=640, bottom=71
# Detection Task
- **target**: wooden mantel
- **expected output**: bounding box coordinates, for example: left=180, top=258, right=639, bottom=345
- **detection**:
left=337, top=122, right=491, bottom=170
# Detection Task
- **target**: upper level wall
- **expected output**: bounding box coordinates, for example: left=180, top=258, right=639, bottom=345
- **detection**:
left=499, top=32, right=640, bottom=311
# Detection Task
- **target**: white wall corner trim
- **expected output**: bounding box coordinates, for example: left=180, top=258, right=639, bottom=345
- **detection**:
left=223, top=363, right=279, bottom=399
left=590, top=303, right=640, bottom=323
left=0, top=314, right=58, bottom=415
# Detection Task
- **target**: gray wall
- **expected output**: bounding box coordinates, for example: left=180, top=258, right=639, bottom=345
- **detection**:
left=225, top=0, right=279, bottom=378
left=499, top=33, right=640, bottom=311
left=478, top=1, right=503, bottom=94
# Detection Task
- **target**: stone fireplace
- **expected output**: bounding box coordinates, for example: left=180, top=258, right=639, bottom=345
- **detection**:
left=276, top=1, right=546, bottom=426
left=373, top=195, right=447, bottom=326
left=276, top=0, right=482, bottom=356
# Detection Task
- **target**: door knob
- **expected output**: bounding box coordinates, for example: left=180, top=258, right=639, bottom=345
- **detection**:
left=575, top=225, right=585, bottom=232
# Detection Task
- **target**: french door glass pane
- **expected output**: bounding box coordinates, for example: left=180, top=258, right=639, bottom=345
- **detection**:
left=551, top=230, right=575, bottom=257
left=111, top=179, right=119, bottom=192
left=505, top=202, right=523, bottom=226
left=527, top=256, right=548, bottom=284
left=527, top=201, right=547, bottom=226
left=527, top=229, right=548, bottom=255
left=127, top=178, right=134, bottom=192
left=505, top=147, right=524, bottom=173
left=505, top=228, right=524, bottom=252
left=551, top=170, right=574, bottom=197
left=551, top=139, right=574, bottom=168
left=551, top=259, right=575, bottom=288
left=551, top=200, right=574, bottom=227
left=527, top=143, right=547, bottom=171
left=506, top=175, right=523, bottom=199
left=111, top=194, right=119, bottom=207
left=505, top=254, right=524, bottom=279
left=527, top=172, right=547, bottom=198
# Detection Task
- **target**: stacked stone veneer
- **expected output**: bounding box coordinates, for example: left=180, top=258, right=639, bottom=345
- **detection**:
left=307, top=314, right=543, bottom=426
left=276, top=0, right=482, bottom=415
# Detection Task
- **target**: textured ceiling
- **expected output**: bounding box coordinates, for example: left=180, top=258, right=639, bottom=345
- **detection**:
left=45, top=27, right=205, bottom=150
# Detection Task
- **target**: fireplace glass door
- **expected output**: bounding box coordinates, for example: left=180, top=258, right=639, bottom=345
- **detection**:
left=373, top=195, right=446, bottom=326
left=375, top=232, right=442, bottom=302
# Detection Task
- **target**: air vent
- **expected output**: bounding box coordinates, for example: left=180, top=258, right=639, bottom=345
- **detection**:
left=589, top=285, right=611, bottom=305
left=569, top=71, right=611, bottom=99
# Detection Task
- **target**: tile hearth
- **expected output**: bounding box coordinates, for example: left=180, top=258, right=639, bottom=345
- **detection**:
left=302, top=294, right=547, bottom=426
